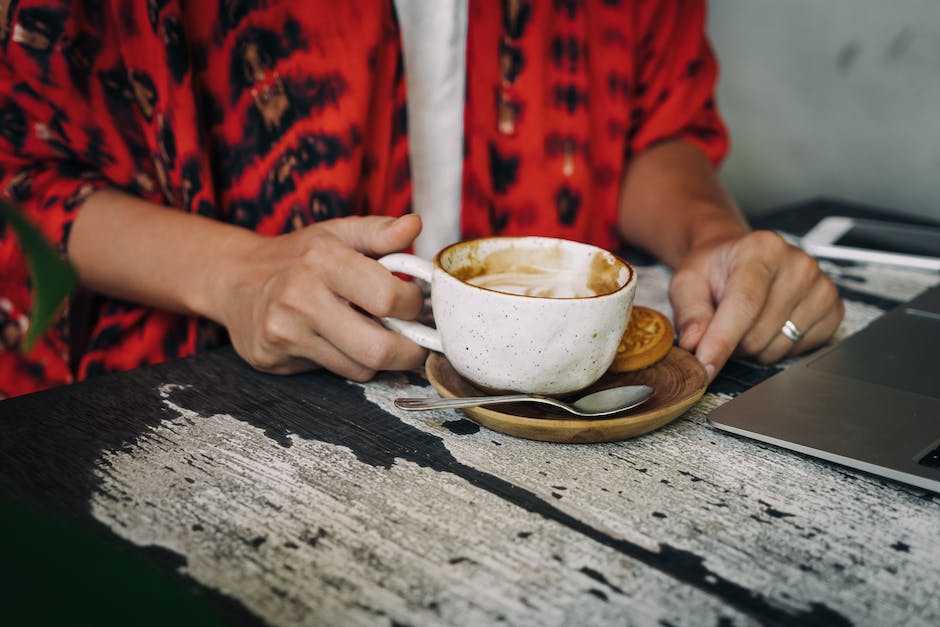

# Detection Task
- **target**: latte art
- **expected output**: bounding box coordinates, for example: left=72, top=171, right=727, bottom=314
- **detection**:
left=466, top=269, right=598, bottom=298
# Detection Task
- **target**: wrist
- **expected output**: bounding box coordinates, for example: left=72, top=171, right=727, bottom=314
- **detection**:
left=683, top=203, right=750, bottom=257
left=189, top=223, right=265, bottom=325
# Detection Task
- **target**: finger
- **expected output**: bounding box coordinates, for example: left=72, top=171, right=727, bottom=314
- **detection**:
left=669, top=268, right=715, bottom=352
left=249, top=353, right=320, bottom=376
left=328, top=310, right=429, bottom=374
left=247, top=299, right=380, bottom=379
left=297, top=334, right=380, bottom=382
left=330, top=252, right=427, bottom=321
left=736, top=253, right=820, bottom=357
left=320, top=214, right=423, bottom=258
left=693, top=255, right=777, bottom=380
left=268, top=334, right=382, bottom=382
left=756, top=277, right=843, bottom=363
left=299, top=292, right=429, bottom=373
left=793, top=296, right=844, bottom=355
left=313, top=219, right=426, bottom=320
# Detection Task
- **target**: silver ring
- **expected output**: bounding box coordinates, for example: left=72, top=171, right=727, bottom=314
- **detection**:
left=781, top=319, right=804, bottom=343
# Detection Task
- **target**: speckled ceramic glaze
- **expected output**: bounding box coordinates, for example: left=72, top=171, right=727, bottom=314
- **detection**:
left=379, top=237, right=636, bottom=395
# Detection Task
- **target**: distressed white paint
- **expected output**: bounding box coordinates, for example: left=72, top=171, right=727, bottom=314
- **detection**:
left=91, top=387, right=757, bottom=626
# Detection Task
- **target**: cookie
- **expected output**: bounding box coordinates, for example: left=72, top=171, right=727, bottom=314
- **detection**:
left=608, top=305, right=675, bottom=372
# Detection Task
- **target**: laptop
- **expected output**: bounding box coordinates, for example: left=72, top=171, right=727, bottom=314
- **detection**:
left=709, top=283, right=940, bottom=493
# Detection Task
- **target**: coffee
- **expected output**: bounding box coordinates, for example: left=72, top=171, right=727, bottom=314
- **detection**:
left=447, top=243, right=624, bottom=299
left=466, top=269, right=592, bottom=298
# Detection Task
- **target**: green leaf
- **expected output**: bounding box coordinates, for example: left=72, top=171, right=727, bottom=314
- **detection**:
left=0, top=199, right=78, bottom=352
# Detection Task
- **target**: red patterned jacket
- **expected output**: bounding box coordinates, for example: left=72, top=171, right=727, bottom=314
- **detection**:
left=0, top=0, right=726, bottom=397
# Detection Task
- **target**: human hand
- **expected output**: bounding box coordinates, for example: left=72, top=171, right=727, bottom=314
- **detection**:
left=668, top=230, right=844, bottom=381
left=213, top=214, right=428, bottom=381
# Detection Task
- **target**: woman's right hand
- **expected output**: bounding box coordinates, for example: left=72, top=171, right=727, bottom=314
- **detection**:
left=69, top=188, right=428, bottom=382
left=212, top=214, right=429, bottom=381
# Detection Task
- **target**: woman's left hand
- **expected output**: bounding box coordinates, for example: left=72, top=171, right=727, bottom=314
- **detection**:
left=668, top=229, right=844, bottom=381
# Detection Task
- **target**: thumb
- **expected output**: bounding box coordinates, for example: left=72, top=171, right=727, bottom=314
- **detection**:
left=320, top=214, right=423, bottom=257
left=668, top=269, right=715, bottom=353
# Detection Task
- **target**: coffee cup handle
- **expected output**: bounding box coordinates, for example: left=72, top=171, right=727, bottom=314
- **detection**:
left=376, top=253, right=444, bottom=353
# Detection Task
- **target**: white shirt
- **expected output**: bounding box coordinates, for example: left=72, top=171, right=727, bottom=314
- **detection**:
left=393, top=0, right=468, bottom=259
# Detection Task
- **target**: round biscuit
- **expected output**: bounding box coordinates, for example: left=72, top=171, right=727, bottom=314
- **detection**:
left=608, top=305, right=675, bottom=372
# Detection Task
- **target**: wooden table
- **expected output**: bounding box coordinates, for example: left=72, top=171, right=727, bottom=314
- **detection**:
left=2, top=199, right=939, bottom=626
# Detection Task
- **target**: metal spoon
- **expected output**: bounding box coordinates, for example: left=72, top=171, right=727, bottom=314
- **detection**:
left=394, top=385, right=655, bottom=417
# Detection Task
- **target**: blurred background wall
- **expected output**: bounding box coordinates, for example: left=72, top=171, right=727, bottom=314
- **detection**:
left=707, top=1, right=940, bottom=221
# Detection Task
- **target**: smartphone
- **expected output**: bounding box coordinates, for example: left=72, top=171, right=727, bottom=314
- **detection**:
left=801, top=216, right=940, bottom=270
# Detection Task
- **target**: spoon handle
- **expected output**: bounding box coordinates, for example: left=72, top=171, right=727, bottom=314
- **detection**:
left=395, top=394, right=551, bottom=411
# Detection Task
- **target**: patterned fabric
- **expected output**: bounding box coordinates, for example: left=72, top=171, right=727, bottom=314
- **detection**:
left=0, top=0, right=726, bottom=398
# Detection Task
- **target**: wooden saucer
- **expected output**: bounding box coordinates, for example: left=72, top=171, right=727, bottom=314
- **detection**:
left=424, top=346, right=708, bottom=443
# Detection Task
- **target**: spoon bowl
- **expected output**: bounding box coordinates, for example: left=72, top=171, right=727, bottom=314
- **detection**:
left=394, top=384, right=655, bottom=417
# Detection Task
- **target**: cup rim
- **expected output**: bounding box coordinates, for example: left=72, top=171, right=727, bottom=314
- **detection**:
left=432, top=236, right=635, bottom=300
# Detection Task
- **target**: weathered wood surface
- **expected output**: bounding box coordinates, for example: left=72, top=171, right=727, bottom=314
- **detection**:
left=2, top=214, right=939, bottom=626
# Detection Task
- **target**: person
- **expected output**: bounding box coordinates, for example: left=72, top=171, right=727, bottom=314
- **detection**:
left=0, top=0, right=843, bottom=398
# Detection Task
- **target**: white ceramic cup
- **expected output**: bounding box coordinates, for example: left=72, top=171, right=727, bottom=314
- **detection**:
left=378, top=236, right=636, bottom=395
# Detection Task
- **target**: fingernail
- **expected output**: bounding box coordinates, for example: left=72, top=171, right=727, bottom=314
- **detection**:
left=705, top=363, right=716, bottom=380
